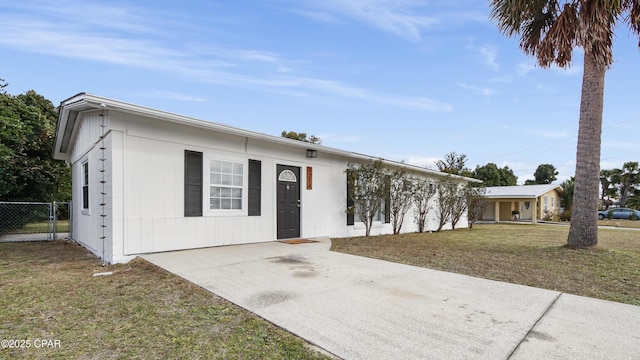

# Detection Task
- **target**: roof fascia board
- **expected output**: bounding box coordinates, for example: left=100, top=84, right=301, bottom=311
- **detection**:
left=55, top=93, right=480, bottom=182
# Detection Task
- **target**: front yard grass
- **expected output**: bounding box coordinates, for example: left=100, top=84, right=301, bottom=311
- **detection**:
left=598, top=219, right=640, bottom=229
left=4, top=220, right=70, bottom=234
left=0, top=241, right=331, bottom=360
left=332, top=223, right=640, bottom=306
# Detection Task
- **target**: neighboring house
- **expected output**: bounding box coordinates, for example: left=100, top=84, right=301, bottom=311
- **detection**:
left=481, top=184, right=563, bottom=223
left=53, top=93, right=478, bottom=264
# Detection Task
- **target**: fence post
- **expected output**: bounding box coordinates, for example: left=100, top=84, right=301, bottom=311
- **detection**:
left=48, top=203, right=53, bottom=240
left=53, top=201, right=58, bottom=240
left=69, top=201, right=73, bottom=242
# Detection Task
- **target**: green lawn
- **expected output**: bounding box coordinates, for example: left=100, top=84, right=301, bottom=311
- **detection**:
left=598, top=218, right=640, bottom=229
left=332, top=223, right=640, bottom=306
left=0, top=241, right=331, bottom=360
left=4, top=220, right=69, bottom=234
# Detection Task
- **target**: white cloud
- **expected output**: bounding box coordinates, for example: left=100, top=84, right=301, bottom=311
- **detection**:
left=146, top=91, right=208, bottom=102
left=480, top=45, right=499, bottom=71
left=551, top=64, right=582, bottom=76
left=294, top=0, right=439, bottom=41
left=502, top=125, right=569, bottom=139
left=404, top=155, right=441, bottom=170
left=602, top=140, right=640, bottom=150
left=276, top=0, right=491, bottom=42
left=458, top=83, right=495, bottom=96
left=517, top=60, right=582, bottom=77
left=517, top=61, right=537, bottom=76
left=490, top=75, right=513, bottom=83
left=0, top=4, right=451, bottom=112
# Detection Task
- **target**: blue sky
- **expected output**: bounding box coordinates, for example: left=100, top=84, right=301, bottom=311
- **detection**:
left=2, top=0, right=639, bottom=184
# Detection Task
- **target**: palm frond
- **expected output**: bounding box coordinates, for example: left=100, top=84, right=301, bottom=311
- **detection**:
left=623, top=0, right=640, bottom=46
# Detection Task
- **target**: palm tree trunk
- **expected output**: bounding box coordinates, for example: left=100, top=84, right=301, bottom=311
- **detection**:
left=567, top=52, right=605, bottom=247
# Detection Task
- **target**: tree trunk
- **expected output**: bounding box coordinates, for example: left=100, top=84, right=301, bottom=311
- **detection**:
left=567, top=53, right=605, bottom=247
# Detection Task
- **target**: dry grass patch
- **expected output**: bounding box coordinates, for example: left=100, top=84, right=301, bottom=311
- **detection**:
left=0, top=241, right=331, bottom=360
left=332, top=224, right=640, bottom=306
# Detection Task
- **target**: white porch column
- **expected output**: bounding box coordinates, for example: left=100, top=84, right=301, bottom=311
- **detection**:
left=494, top=201, right=500, bottom=221
left=532, top=199, right=538, bottom=224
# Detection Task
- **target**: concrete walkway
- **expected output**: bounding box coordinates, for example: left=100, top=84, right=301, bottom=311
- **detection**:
left=143, top=238, right=640, bottom=360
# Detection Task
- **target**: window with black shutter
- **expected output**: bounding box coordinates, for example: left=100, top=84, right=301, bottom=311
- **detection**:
left=184, top=150, right=203, bottom=217
left=346, top=173, right=354, bottom=225
left=248, top=159, right=261, bottom=216
left=385, top=176, right=391, bottom=224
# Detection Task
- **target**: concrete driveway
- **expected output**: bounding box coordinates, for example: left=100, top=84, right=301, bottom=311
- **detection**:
left=143, top=238, right=640, bottom=360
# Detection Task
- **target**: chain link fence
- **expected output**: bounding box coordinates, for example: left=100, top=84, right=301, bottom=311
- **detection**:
left=0, top=201, right=72, bottom=242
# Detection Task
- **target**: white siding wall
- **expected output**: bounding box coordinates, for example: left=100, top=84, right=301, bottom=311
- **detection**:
left=68, top=109, right=469, bottom=262
left=69, top=113, right=116, bottom=263
left=112, top=113, right=279, bottom=255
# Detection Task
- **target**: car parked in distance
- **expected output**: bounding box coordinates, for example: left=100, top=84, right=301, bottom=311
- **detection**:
left=598, top=208, right=640, bottom=220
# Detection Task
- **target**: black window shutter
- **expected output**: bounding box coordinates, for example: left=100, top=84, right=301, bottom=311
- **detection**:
left=184, top=150, right=203, bottom=217
left=384, top=176, right=391, bottom=224
left=248, top=159, right=261, bottom=216
left=346, top=172, right=354, bottom=225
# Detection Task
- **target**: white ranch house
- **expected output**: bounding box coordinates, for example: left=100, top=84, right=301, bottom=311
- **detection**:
left=53, top=93, right=478, bottom=264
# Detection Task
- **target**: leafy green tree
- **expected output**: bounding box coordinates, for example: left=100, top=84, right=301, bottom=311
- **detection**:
left=627, top=193, right=640, bottom=210
left=490, top=1, right=640, bottom=248
left=0, top=86, right=71, bottom=201
left=619, top=161, right=639, bottom=207
left=600, top=163, right=640, bottom=208
left=449, top=182, right=471, bottom=230
left=600, top=168, right=620, bottom=208
left=472, top=163, right=518, bottom=186
left=525, top=164, right=558, bottom=185
left=466, top=185, right=489, bottom=228
left=346, top=160, right=387, bottom=236
left=434, top=176, right=466, bottom=231
left=435, top=152, right=472, bottom=177
left=412, top=177, right=436, bottom=233
left=560, top=177, right=575, bottom=211
left=388, top=167, right=415, bottom=234
left=281, top=130, right=321, bottom=144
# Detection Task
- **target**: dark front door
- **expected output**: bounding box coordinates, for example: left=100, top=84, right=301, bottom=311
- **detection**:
left=277, top=165, right=301, bottom=239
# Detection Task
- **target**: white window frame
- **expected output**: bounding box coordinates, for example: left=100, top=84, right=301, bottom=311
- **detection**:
left=206, top=156, right=247, bottom=215
left=81, top=159, right=90, bottom=214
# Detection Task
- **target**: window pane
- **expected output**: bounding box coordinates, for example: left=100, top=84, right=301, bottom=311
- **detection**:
left=209, top=159, right=244, bottom=211
left=233, top=174, right=243, bottom=186
left=232, top=199, right=242, bottom=209
left=221, top=199, right=231, bottom=209
left=83, top=163, right=89, bottom=186
left=210, top=198, right=220, bottom=209
left=221, top=162, right=233, bottom=173
left=221, top=174, right=232, bottom=185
